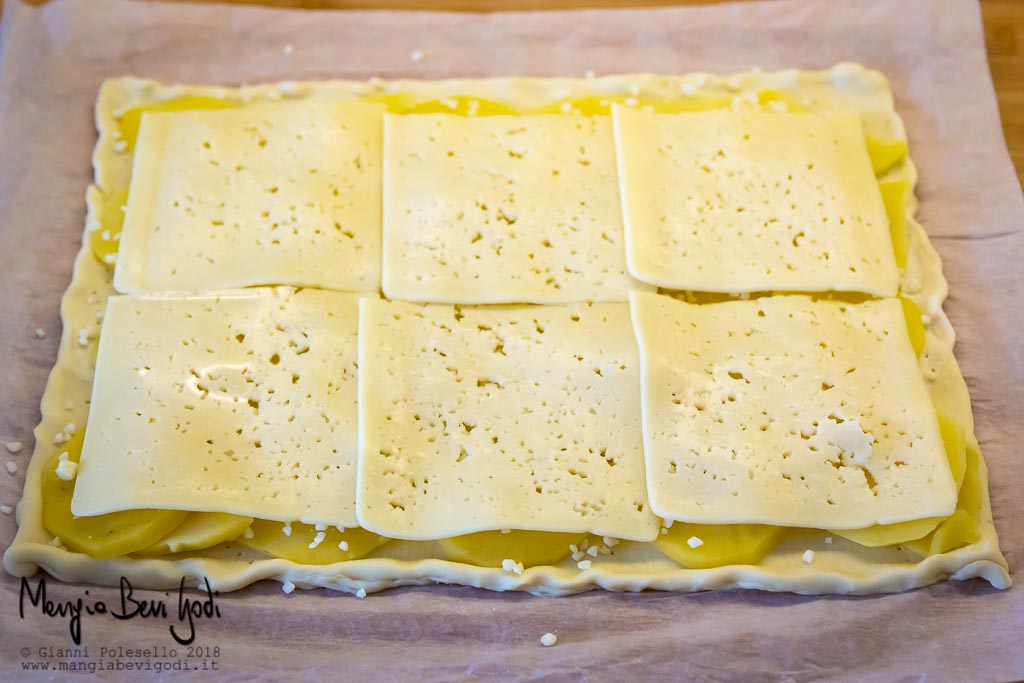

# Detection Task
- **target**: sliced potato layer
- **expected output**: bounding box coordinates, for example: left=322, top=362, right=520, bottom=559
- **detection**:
left=653, top=524, right=785, bottom=569
left=42, top=431, right=188, bottom=559
left=239, top=521, right=389, bottom=565
left=441, top=530, right=585, bottom=568
left=135, top=513, right=253, bottom=557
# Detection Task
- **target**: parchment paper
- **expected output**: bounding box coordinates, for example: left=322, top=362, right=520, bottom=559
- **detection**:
left=0, top=0, right=1022, bottom=680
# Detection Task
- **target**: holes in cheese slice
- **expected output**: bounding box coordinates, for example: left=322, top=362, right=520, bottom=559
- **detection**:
left=238, top=520, right=389, bottom=565
left=440, top=530, right=584, bottom=568
left=831, top=413, right=967, bottom=547
left=614, top=108, right=899, bottom=296
left=631, top=292, right=957, bottom=529
left=134, top=512, right=254, bottom=557
left=652, top=524, right=786, bottom=569
left=381, top=113, right=642, bottom=303
left=42, top=430, right=188, bottom=559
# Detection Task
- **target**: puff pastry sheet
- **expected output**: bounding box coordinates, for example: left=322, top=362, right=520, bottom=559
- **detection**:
left=2, top=66, right=1010, bottom=596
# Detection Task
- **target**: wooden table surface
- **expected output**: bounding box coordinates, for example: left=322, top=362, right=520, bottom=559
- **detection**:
left=5, top=0, right=1022, bottom=185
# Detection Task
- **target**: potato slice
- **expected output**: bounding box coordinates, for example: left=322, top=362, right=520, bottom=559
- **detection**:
left=238, top=520, right=388, bottom=565
left=118, top=96, right=236, bottom=151
left=134, top=513, right=253, bottom=557
left=901, top=296, right=926, bottom=357
left=879, top=179, right=911, bottom=269
left=533, top=94, right=732, bottom=116
left=42, top=430, right=188, bottom=559
left=833, top=412, right=966, bottom=547
left=362, top=92, right=419, bottom=113
left=652, top=523, right=785, bottom=569
left=756, top=89, right=810, bottom=112
left=906, top=446, right=983, bottom=556
left=402, top=95, right=517, bottom=116
left=865, top=136, right=908, bottom=176
left=440, top=530, right=585, bottom=568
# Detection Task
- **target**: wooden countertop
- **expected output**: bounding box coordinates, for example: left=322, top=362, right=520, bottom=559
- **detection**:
left=5, top=0, right=1022, bottom=185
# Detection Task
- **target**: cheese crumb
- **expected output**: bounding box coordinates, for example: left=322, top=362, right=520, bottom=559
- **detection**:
left=825, top=536, right=833, bottom=545
left=628, top=84, right=640, bottom=96
left=355, top=588, right=367, bottom=599
left=55, top=459, right=78, bottom=482
left=802, top=549, right=816, bottom=564
left=586, top=546, right=598, bottom=557
left=6, top=461, right=18, bottom=475
left=680, top=81, right=698, bottom=96
left=921, top=314, right=931, bottom=326
left=314, top=523, right=327, bottom=531
left=52, top=432, right=69, bottom=445
left=624, top=97, right=638, bottom=107
left=501, top=559, right=524, bottom=575
left=687, top=536, right=704, bottom=549
left=113, top=140, right=127, bottom=153
left=282, top=523, right=292, bottom=537
left=338, top=540, right=349, bottom=551
left=500, top=528, right=511, bottom=534
left=282, top=580, right=296, bottom=594
left=5, top=441, right=22, bottom=454
left=283, top=44, right=294, bottom=55
left=410, top=50, right=424, bottom=63
left=1, top=504, right=12, bottom=514
left=77, top=327, right=93, bottom=347
left=49, top=536, right=64, bottom=548
left=540, top=632, right=557, bottom=647
left=308, top=531, right=327, bottom=549
left=602, top=536, right=620, bottom=548
left=576, top=560, right=592, bottom=570
left=663, top=519, right=674, bottom=529
left=34, top=328, right=45, bottom=339
left=559, top=102, right=573, bottom=114
left=64, top=423, right=77, bottom=435
left=585, top=69, right=595, bottom=79
left=242, top=527, right=255, bottom=539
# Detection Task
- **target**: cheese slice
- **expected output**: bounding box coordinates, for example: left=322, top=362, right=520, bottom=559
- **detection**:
left=357, top=298, right=660, bottom=541
left=382, top=113, right=648, bottom=303
left=115, top=100, right=383, bottom=294
left=71, top=288, right=363, bottom=527
left=630, top=291, right=956, bottom=529
left=613, top=107, right=899, bottom=296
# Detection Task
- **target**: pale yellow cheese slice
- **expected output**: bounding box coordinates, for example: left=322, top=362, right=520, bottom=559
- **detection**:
left=357, top=298, right=660, bottom=541
left=115, top=100, right=383, bottom=294
left=382, top=113, right=649, bottom=303
left=630, top=291, right=956, bottom=528
left=613, top=107, right=899, bottom=296
left=71, top=288, right=363, bottom=527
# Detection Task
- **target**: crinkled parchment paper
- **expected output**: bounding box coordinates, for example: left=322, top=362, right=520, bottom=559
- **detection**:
left=0, top=0, right=1021, bottom=679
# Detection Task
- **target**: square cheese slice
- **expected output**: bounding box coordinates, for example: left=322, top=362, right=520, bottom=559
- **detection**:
left=630, top=291, right=956, bottom=529
left=115, top=100, right=384, bottom=294
left=382, top=113, right=648, bottom=303
left=71, top=288, right=362, bottom=527
left=357, top=298, right=660, bottom=541
left=613, top=107, right=899, bottom=296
